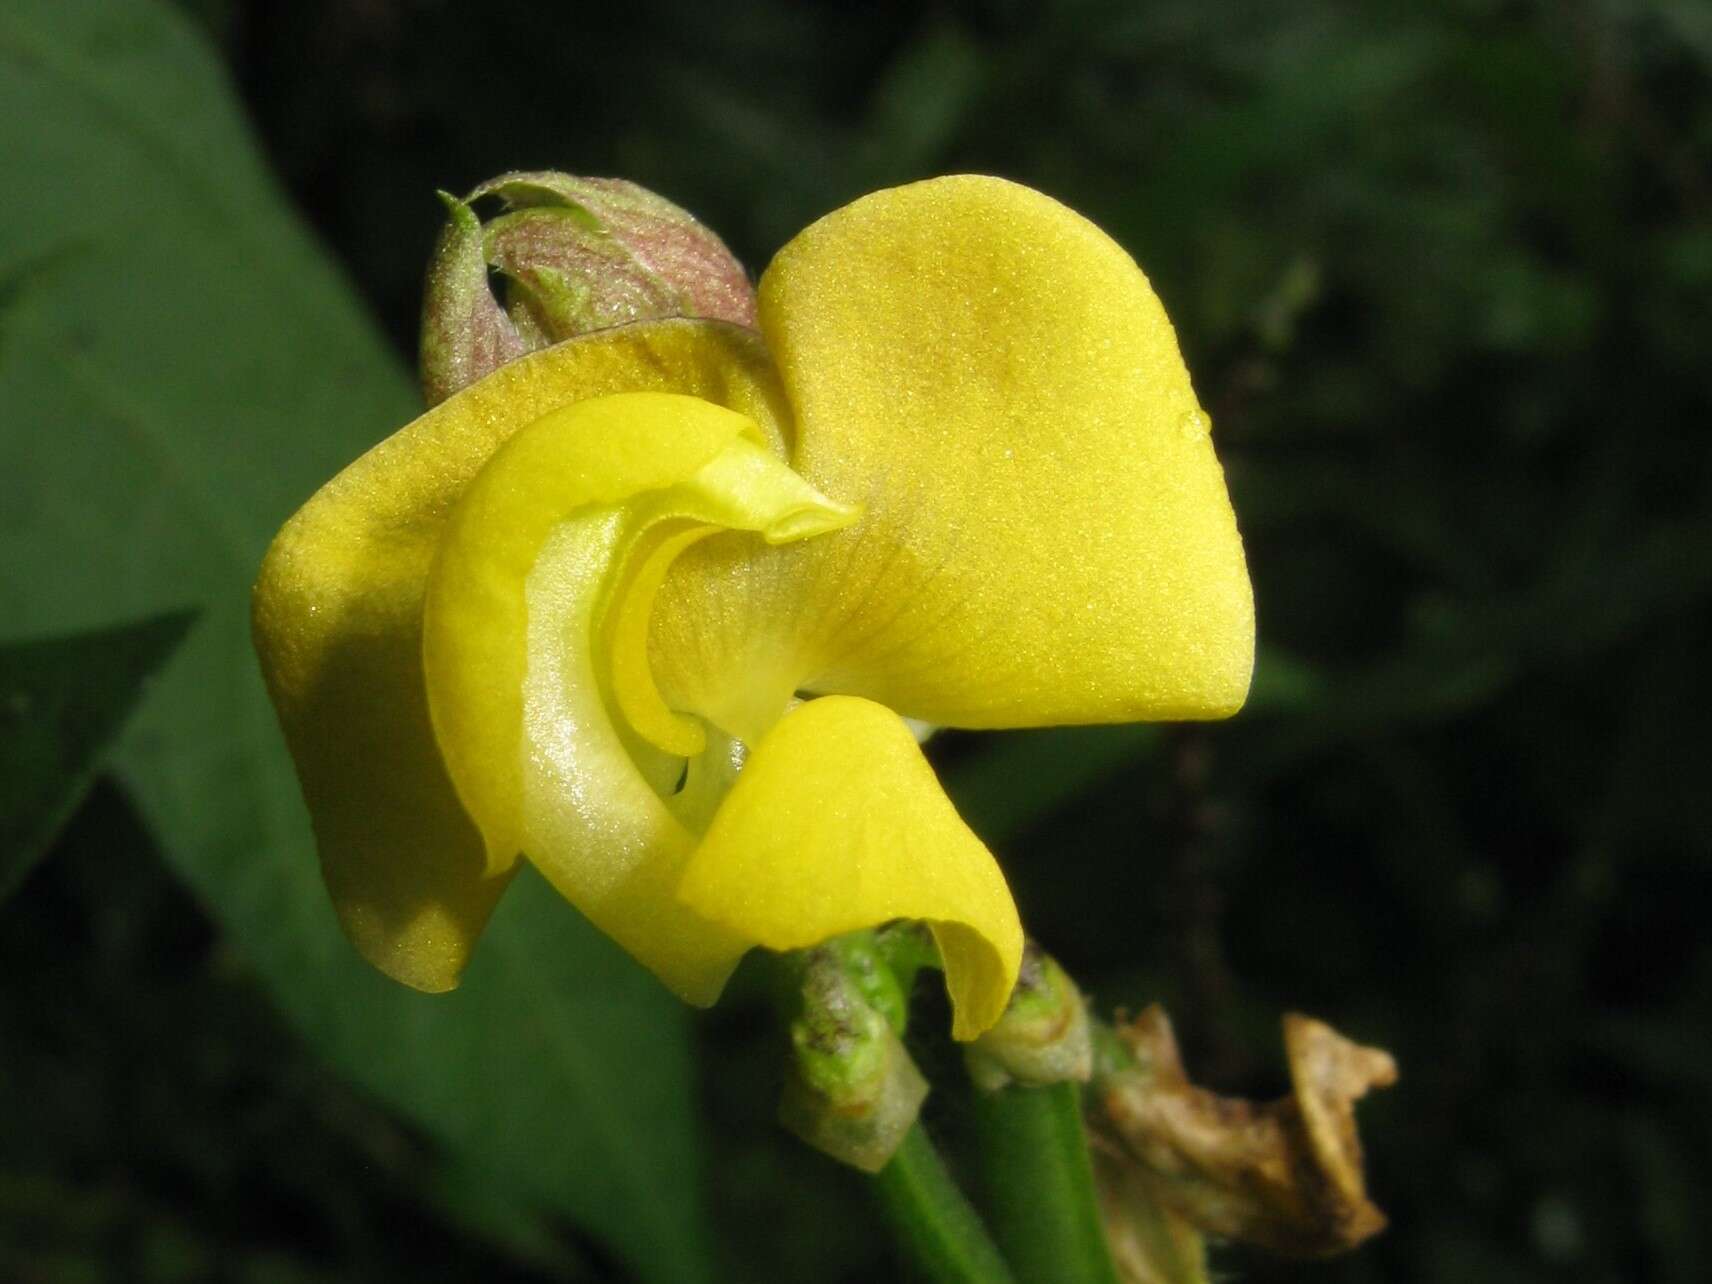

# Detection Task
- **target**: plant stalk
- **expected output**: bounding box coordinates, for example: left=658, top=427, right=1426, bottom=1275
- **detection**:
left=871, top=1124, right=1018, bottom=1284
left=971, top=1081, right=1120, bottom=1284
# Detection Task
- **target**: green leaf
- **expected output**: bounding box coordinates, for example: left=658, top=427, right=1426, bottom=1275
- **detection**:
left=0, top=612, right=195, bottom=898
left=0, top=3, right=710, bottom=1280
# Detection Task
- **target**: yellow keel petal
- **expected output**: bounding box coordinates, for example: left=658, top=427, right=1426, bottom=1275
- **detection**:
left=423, top=392, right=854, bottom=1002
left=423, top=393, right=761, bottom=872
left=678, top=695, right=1024, bottom=1040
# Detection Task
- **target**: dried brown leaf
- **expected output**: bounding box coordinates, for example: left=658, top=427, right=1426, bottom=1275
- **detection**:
left=1091, top=1005, right=1396, bottom=1257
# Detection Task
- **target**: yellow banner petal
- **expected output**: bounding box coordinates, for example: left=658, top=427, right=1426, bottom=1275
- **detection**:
left=678, top=695, right=1024, bottom=1040
left=252, top=320, right=788, bottom=993
left=662, top=175, right=1254, bottom=731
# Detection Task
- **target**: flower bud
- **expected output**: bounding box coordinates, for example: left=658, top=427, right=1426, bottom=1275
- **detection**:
left=778, top=938, right=928, bottom=1173
left=965, top=942, right=1093, bottom=1092
left=420, top=171, right=757, bottom=405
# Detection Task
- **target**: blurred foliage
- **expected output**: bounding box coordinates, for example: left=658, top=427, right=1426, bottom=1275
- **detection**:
left=2, top=0, right=1709, bottom=1280
left=0, top=781, right=578, bottom=1284
left=1, top=2, right=709, bottom=1280
left=0, top=614, right=193, bottom=900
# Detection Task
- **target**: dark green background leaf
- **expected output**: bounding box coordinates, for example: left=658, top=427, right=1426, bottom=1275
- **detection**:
left=0, top=3, right=708, bottom=1280
left=0, top=612, right=194, bottom=898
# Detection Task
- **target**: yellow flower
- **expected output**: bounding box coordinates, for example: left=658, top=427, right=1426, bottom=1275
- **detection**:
left=251, top=175, right=1253, bottom=1041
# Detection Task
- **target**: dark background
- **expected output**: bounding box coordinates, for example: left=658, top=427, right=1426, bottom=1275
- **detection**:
left=5, top=0, right=1709, bottom=1280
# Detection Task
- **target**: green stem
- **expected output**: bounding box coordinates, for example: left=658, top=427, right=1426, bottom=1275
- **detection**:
left=971, top=1081, right=1120, bottom=1284
left=871, top=1124, right=1018, bottom=1284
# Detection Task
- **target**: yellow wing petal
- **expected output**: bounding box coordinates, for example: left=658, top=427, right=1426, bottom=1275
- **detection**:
left=678, top=695, right=1024, bottom=1040
left=657, top=176, right=1253, bottom=732
left=251, top=320, right=788, bottom=992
